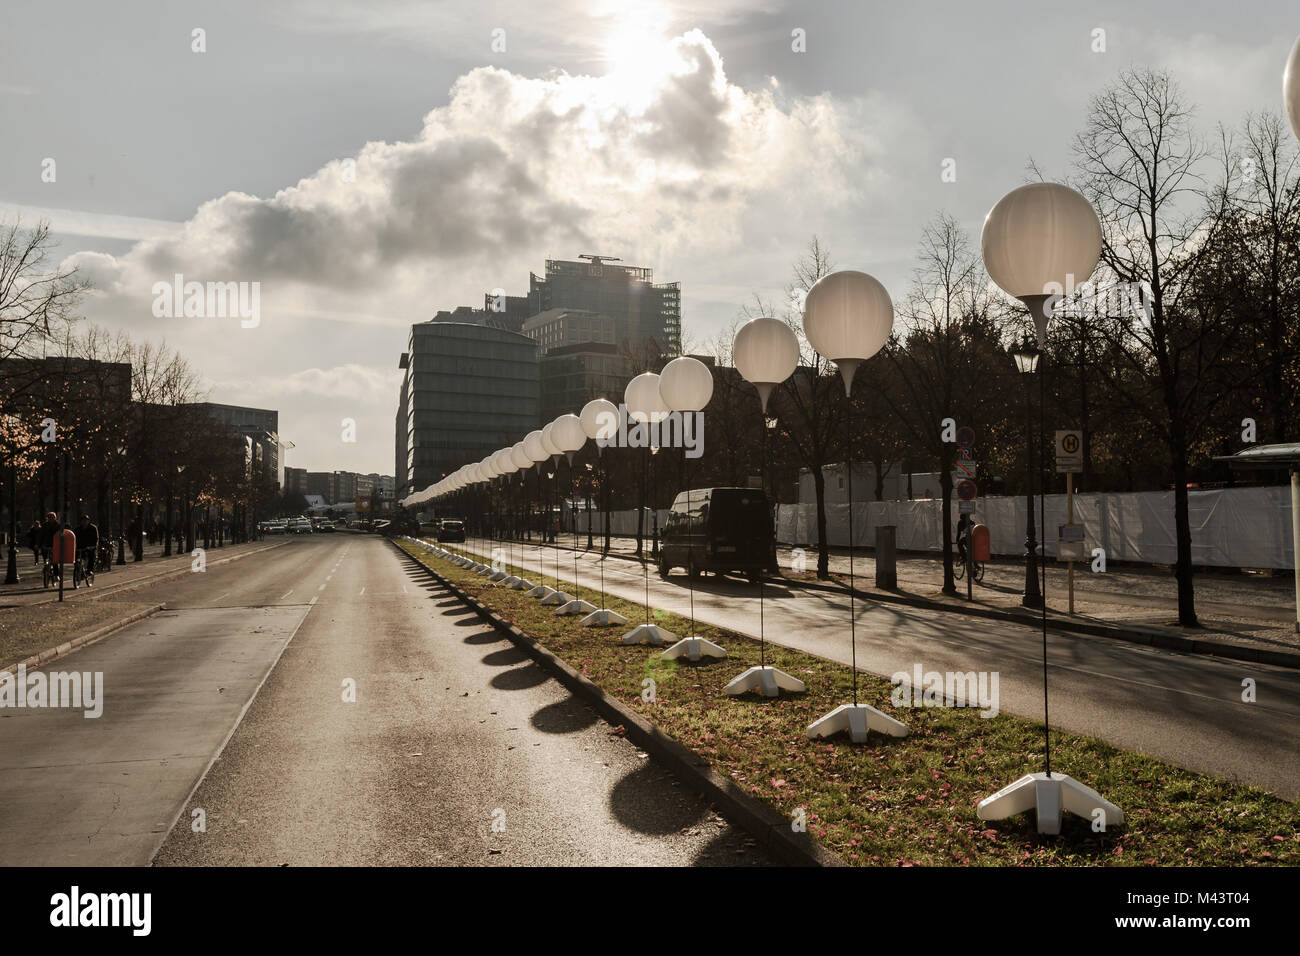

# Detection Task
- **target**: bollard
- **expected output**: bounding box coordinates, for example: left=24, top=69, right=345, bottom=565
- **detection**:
left=875, top=524, right=897, bottom=590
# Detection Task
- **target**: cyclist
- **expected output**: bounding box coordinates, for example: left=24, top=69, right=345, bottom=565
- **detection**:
left=956, top=513, right=970, bottom=569
left=38, top=512, right=61, bottom=585
left=76, top=514, right=99, bottom=586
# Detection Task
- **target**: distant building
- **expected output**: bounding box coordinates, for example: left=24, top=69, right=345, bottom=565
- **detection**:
left=284, top=466, right=307, bottom=496
left=396, top=322, right=540, bottom=500
left=525, top=256, right=680, bottom=354
left=306, top=471, right=332, bottom=502
left=194, top=403, right=287, bottom=490
left=522, top=308, right=617, bottom=352
left=539, top=342, right=629, bottom=422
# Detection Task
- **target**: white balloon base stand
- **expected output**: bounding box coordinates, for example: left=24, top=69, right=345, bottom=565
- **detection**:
left=508, top=577, right=533, bottom=591
left=621, top=623, right=677, bottom=646
left=556, top=598, right=598, bottom=616
left=527, top=585, right=556, bottom=600
left=662, top=637, right=727, bottom=662
left=724, top=666, right=806, bottom=698
left=580, top=608, right=628, bottom=627
left=540, top=590, right=571, bottom=606
left=806, top=703, right=908, bottom=744
left=502, top=575, right=521, bottom=587
left=488, top=568, right=508, bottom=582
left=977, top=772, right=1124, bottom=836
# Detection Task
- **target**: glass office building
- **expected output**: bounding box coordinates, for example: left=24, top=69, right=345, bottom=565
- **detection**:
left=526, top=258, right=681, bottom=354
left=397, top=322, right=539, bottom=499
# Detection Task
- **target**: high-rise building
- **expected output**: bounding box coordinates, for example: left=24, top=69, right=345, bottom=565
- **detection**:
left=194, top=403, right=288, bottom=490
left=539, top=342, right=629, bottom=422
left=525, top=256, right=680, bottom=354
left=397, top=321, right=539, bottom=500
left=284, top=467, right=307, bottom=495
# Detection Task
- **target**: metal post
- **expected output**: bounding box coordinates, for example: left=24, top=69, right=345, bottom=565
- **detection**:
left=1067, top=471, right=1075, bottom=615
left=1023, top=374, right=1042, bottom=608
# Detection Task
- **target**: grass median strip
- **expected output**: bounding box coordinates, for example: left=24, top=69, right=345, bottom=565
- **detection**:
left=400, top=540, right=1298, bottom=866
left=0, top=600, right=160, bottom=670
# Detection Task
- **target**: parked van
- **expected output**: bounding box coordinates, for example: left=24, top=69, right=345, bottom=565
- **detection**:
left=657, top=487, right=773, bottom=582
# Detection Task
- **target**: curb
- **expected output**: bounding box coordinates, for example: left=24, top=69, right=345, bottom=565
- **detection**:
left=466, top=538, right=1300, bottom=672
left=1, top=603, right=167, bottom=676
left=789, top=576, right=1300, bottom=671
left=6, top=541, right=286, bottom=609
left=393, top=540, right=843, bottom=868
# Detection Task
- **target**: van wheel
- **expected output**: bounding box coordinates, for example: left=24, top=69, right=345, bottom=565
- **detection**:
left=747, top=569, right=761, bottom=584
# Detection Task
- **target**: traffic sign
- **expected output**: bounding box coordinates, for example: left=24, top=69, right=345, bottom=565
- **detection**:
left=957, top=479, right=977, bottom=501
left=959, top=499, right=975, bottom=514
left=1055, top=430, right=1083, bottom=473
left=956, top=425, right=975, bottom=447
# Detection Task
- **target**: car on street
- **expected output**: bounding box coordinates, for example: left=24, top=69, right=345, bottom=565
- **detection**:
left=436, top=519, right=466, bottom=542
left=288, top=517, right=313, bottom=534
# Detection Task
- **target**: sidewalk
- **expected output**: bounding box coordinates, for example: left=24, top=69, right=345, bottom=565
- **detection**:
left=485, top=531, right=1300, bottom=665
left=0, top=538, right=285, bottom=609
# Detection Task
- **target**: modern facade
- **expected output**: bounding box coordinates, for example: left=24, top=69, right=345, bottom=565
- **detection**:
left=397, top=322, right=540, bottom=499
left=521, top=308, right=616, bottom=351
left=524, top=257, right=681, bottom=354
left=194, top=403, right=287, bottom=490
left=539, top=342, right=629, bottom=423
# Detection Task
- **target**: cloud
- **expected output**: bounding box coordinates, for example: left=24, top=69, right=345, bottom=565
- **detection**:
left=60, top=26, right=911, bottom=474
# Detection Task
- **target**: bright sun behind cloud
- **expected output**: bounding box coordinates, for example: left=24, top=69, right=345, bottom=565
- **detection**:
left=599, top=1, right=682, bottom=110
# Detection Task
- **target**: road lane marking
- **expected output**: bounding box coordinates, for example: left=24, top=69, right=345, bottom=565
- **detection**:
left=359, top=586, right=366, bottom=596
left=310, top=596, right=318, bottom=605
left=318, top=583, right=326, bottom=591
left=279, top=589, right=293, bottom=600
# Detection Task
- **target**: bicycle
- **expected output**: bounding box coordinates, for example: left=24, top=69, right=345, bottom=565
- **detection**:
left=72, top=550, right=94, bottom=588
left=954, top=533, right=985, bottom=584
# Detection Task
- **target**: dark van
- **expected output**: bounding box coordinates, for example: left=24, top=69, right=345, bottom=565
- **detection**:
left=657, top=487, right=773, bottom=582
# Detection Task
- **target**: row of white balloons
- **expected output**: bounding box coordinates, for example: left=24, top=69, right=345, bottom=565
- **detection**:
left=400, top=354, right=718, bottom=508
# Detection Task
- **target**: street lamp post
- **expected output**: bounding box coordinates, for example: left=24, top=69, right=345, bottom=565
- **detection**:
left=621, top=372, right=676, bottom=645
left=577, top=398, right=625, bottom=626
left=724, top=317, right=805, bottom=698
left=658, top=356, right=727, bottom=664
left=802, top=270, right=909, bottom=745
left=977, top=181, right=1122, bottom=836
left=1014, top=336, right=1043, bottom=608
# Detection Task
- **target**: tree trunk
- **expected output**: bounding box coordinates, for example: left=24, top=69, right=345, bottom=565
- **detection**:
left=1170, top=429, right=1199, bottom=626
left=812, top=466, right=829, bottom=579
left=940, top=447, right=956, bottom=596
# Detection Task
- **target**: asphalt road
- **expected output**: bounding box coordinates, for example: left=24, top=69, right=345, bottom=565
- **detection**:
left=0, top=534, right=770, bottom=866
left=458, top=535, right=1300, bottom=800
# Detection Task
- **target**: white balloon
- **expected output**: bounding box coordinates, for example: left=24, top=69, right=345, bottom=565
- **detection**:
left=659, top=356, right=714, bottom=412
left=580, top=398, right=619, bottom=441
left=624, top=372, right=669, bottom=424
left=1286, top=33, right=1300, bottom=143
left=552, top=413, right=587, bottom=453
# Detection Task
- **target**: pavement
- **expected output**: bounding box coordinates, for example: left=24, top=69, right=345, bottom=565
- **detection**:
left=0, top=533, right=771, bottom=866
left=0, top=537, right=288, bottom=609
left=504, top=531, right=1299, bottom=660
left=453, top=534, right=1300, bottom=800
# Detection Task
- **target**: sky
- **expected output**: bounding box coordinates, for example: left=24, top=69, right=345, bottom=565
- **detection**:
left=3, top=0, right=1297, bottom=475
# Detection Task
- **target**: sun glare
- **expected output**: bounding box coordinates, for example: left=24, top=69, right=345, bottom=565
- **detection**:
left=600, top=3, right=679, bottom=108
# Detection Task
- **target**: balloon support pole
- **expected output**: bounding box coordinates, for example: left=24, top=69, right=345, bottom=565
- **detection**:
left=580, top=608, right=628, bottom=627
left=621, top=623, right=677, bottom=646
left=724, top=665, right=805, bottom=698
left=977, top=772, right=1124, bottom=836
left=661, top=636, right=728, bottom=662
left=806, top=703, right=908, bottom=744
left=555, top=598, right=597, bottom=616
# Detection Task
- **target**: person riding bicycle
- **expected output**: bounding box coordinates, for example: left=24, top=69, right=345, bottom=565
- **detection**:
left=38, top=512, right=59, bottom=565
left=956, top=513, right=970, bottom=567
left=77, top=515, right=99, bottom=581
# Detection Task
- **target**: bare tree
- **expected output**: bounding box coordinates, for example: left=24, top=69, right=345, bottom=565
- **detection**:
left=1073, top=67, right=1245, bottom=626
